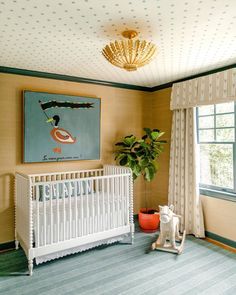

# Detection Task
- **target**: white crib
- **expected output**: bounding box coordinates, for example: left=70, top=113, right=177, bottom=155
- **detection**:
left=15, top=165, right=134, bottom=275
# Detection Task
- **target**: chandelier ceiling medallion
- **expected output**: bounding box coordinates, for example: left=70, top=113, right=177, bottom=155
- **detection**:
left=102, top=30, right=157, bottom=71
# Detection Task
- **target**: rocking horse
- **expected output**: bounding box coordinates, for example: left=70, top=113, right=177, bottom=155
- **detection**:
left=151, top=205, right=186, bottom=254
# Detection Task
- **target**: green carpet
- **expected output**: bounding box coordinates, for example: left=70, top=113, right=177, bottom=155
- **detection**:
left=0, top=230, right=235, bottom=295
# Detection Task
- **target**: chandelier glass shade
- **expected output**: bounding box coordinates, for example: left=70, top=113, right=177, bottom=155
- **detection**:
left=102, top=30, right=157, bottom=71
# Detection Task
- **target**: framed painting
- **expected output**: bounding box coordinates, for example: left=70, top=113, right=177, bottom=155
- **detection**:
left=23, top=91, right=100, bottom=163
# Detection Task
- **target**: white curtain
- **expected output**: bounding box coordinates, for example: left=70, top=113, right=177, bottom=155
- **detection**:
left=168, top=68, right=236, bottom=238
left=168, top=108, right=205, bottom=238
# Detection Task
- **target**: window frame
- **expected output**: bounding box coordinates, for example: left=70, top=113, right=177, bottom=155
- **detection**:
left=196, top=102, right=236, bottom=202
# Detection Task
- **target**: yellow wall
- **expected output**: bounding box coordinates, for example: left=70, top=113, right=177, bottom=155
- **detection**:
left=0, top=73, right=148, bottom=243
left=201, top=195, right=236, bottom=241
left=1, top=73, right=235, bottom=244
left=149, top=88, right=172, bottom=208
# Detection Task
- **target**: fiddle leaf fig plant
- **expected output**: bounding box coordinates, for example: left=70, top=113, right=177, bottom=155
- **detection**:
left=115, top=128, right=166, bottom=182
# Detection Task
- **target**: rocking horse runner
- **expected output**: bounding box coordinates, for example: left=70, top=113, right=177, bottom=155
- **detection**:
left=151, top=205, right=186, bottom=254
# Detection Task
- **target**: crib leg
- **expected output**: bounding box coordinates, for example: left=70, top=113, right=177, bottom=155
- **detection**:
left=130, top=223, right=135, bottom=244
left=15, top=229, right=19, bottom=250
left=28, top=259, right=33, bottom=276
left=130, top=232, right=134, bottom=244
left=15, top=240, right=19, bottom=250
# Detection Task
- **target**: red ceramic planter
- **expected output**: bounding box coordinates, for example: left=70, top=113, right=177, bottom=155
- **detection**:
left=138, top=208, right=160, bottom=233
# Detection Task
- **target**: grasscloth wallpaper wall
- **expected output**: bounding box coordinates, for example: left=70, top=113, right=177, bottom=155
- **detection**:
left=150, top=88, right=172, bottom=209
left=0, top=73, right=153, bottom=243
left=1, top=74, right=235, bottom=244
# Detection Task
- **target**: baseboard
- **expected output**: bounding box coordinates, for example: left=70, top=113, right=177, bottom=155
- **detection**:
left=2, top=229, right=234, bottom=252
left=0, top=241, right=15, bottom=252
left=205, top=231, right=236, bottom=249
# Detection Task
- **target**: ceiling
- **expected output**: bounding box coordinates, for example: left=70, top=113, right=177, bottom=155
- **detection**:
left=0, top=0, right=236, bottom=88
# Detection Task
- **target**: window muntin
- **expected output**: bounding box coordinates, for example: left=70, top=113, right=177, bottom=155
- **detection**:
left=197, top=102, right=235, bottom=195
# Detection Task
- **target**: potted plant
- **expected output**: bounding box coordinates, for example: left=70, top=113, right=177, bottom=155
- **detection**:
left=115, top=128, right=166, bottom=232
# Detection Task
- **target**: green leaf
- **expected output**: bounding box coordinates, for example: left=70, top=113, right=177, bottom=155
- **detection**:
left=153, top=161, right=159, bottom=172
left=140, top=142, right=149, bottom=149
left=120, top=155, right=128, bottom=166
left=144, top=165, right=155, bottom=182
left=115, top=142, right=127, bottom=147
left=157, top=132, right=165, bottom=139
left=143, top=127, right=151, bottom=135
left=140, top=157, right=149, bottom=167
left=134, top=146, right=142, bottom=152
left=142, top=134, right=148, bottom=140
left=123, top=135, right=136, bottom=147
left=133, top=164, right=141, bottom=176
left=130, top=152, right=138, bottom=159
left=137, top=139, right=144, bottom=143
left=124, top=135, right=134, bottom=138
left=157, top=140, right=167, bottom=143
left=115, top=153, right=125, bottom=160
left=143, top=167, right=151, bottom=182
left=127, top=154, right=136, bottom=162
left=150, top=131, right=159, bottom=140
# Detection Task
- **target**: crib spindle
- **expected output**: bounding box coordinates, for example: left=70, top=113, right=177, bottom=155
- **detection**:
left=50, top=184, right=53, bottom=244
left=74, top=180, right=78, bottom=238
left=96, top=178, right=99, bottom=233
left=56, top=183, right=60, bottom=242
left=62, top=183, right=66, bottom=241
left=121, top=176, right=124, bottom=226
left=80, top=180, right=83, bottom=237
left=68, top=182, right=72, bottom=239
left=125, top=176, right=129, bottom=225
left=116, top=176, right=119, bottom=228
left=102, top=178, right=105, bottom=231
left=91, top=179, right=95, bottom=234
left=86, top=179, right=89, bottom=235
left=36, top=185, right=40, bottom=247
left=111, top=177, right=115, bottom=229
left=43, top=184, right=47, bottom=246
left=106, top=178, right=110, bottom=230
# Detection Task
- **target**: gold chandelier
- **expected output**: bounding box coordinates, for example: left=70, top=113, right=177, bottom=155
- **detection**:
left=102, top=30, right=157, bottom=71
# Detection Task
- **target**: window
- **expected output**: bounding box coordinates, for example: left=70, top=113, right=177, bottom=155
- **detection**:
left=196, top=102, right=236, bottom=200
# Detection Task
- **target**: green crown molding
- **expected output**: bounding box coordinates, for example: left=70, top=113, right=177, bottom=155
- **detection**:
left=151, top=63, right=236, bottom=92
left=0, top=66, right=152, bottom=92
left=0, top=63, right=235, bottom=92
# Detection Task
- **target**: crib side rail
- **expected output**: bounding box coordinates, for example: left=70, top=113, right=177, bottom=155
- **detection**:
left=28, top=168, right=104, bottom=184
left=103, top=165, right=132, bottom=176
left=15, top=173, right=33, bottom=256
left=32, top=172, right=133, bottom=248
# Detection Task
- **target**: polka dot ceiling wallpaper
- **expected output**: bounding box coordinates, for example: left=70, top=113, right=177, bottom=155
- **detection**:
left=0, top=0, right=236, bottom=87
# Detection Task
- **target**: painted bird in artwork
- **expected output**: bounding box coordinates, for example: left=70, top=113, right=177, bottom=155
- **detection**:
left=47, top=115, right=76, bottom=144
left=39, top=99, right=94, bottom=154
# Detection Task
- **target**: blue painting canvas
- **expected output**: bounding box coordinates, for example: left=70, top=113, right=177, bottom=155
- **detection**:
left=24, top=91, right=100, bottom=163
